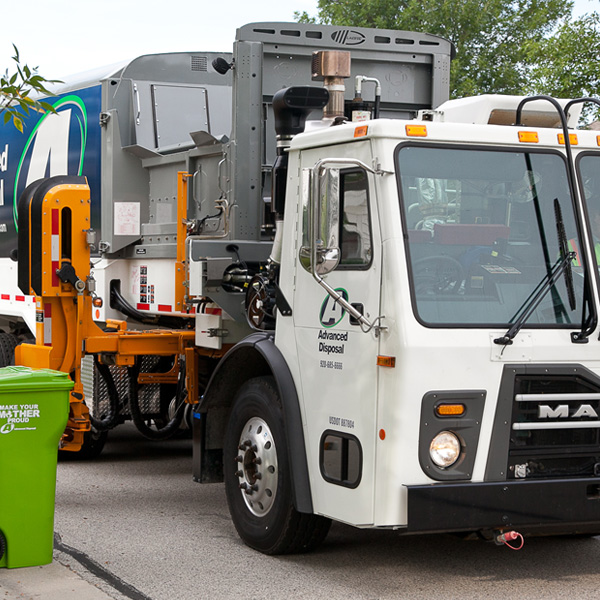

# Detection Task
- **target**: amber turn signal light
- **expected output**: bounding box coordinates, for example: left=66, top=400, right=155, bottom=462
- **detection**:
left=435, top=403, right=465, bottom=417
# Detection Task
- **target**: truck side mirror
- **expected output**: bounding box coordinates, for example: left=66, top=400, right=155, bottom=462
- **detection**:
left=300, top=166, right=341, bottom=276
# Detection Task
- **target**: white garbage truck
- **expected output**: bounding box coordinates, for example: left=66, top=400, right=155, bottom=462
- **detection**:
left=9, top=22, right=600, bottom=554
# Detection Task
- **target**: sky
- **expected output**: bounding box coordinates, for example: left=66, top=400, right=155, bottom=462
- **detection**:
left=1, top=0, right=598, bottom=79
left=1, top=0, right=319, bottom=79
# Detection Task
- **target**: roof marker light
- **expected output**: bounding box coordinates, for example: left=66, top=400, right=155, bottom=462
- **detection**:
left=518, top=131, right=539, bottom=143
left=558, top=133, right=578, bottom=145
left=405, top=124, right=427, bottom=137
left=354, top=125, right=368, bottom=138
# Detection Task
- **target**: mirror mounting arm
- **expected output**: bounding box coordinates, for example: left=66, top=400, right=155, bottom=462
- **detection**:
left=312, top=267, right=386, bottom=336
left=308, top=157, right=388, bottom=336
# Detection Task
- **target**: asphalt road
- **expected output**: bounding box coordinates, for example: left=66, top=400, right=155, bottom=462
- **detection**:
left=54, top=424, right=600, bottom=600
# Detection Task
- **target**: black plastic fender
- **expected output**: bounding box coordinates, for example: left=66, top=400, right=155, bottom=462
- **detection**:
left=198, top=332, right=313, bottom=514
left=18, top=176, right=87, bottom=296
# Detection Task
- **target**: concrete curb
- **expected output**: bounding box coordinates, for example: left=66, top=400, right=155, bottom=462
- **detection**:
left=0, top=557, right=117, bottom=600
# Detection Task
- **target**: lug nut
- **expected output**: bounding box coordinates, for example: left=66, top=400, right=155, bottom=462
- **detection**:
left=235, top=470, right=243, bottom=477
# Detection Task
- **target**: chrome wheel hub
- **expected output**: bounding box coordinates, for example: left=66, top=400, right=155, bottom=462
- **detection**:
left=235, top=417, right=278, bottom=516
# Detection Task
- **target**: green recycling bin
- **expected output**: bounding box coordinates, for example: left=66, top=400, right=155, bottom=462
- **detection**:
left=0, top=366, right=72, bottom=568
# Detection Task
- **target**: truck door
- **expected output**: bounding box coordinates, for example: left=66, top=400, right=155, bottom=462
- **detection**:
left=288, top=154, right=382, bottom=525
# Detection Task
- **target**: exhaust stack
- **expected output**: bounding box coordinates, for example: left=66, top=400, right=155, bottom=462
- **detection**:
left=311, top=50, right=351, bottom=119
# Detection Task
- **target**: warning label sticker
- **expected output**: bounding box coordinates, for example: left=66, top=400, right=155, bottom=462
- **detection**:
left=0, top=403, right=40, bottom=433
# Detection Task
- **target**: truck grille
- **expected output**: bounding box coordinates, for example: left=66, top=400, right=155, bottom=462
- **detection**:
left=508, top=373, right=600, bottom=479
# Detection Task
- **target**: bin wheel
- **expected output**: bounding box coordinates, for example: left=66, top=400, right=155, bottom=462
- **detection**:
left=0, top=530, right=6, bottom=560
left=0, top=332, right=18, bottom=367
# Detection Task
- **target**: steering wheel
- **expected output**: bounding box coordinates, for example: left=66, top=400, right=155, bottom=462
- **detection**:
left=412, top=255, right=465, bottom=295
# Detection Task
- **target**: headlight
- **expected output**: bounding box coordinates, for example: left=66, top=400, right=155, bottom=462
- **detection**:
left=429, top=431, right=461, bottom=468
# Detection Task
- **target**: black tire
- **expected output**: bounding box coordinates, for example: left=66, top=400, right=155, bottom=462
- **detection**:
left=58, top=427, right=108, bottom=460
left=224, top=376, right=331, bottom=554
left=77, top=427, right=108, bottom=459
left=0, top=332, right=18, bottom=367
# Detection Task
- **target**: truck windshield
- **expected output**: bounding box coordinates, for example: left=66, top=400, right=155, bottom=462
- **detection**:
left=395, top=144, right=583, bottom=327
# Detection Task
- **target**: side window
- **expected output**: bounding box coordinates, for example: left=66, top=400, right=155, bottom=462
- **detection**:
left=579, top=154, right=600, bottom=267
left=320, top=431, right=362, bottom=488
left=339, top=169, right=372, bottom=269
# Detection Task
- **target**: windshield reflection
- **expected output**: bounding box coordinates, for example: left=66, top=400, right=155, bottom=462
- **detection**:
left=396, top=144, right=583, bottom=327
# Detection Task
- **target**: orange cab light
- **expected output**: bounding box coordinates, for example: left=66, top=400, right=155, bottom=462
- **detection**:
left=354, top=125, right=368, bottom=138
left=405, top=124, right=428, bottom=137
left=92, top=297, right=103, bottom=308
left=558, top=133, right=578, bottom=146
left=597, top=135, right=600, bottom=147
left=377, top=355, right=396, bottom=368
left=435, top=403, right=466, bottom=417
left=518, top=131, right=539, bottom=143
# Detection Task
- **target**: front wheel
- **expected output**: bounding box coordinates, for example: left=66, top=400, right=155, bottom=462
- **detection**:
left=224, top=376, right=330, bottom=554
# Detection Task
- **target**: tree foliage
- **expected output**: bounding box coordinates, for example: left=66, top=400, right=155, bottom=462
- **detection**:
left=527, top=13, right=600, bottom=103
left=296, top=0, right=600, bottom=110
left=0, top=45, right=60, bottom=132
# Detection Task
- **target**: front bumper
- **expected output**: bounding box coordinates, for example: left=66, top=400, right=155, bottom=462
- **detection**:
left=406, top=478, right=600, bottom=533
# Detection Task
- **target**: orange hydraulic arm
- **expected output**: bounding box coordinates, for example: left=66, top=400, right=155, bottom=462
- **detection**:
left=15, top=176, right=201, bottom=451
left=16, top=176, right=104, bottom=449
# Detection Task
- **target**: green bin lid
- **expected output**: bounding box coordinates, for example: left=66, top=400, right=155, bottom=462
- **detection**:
left=0, top=366, right=74, bottom=393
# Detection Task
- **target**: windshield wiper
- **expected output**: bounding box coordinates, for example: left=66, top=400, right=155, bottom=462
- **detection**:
left=513, top=96, right=597, bottom=344
left=494, top=198, right=575, bottom=346
left=493, top=251, right=575, bottom=346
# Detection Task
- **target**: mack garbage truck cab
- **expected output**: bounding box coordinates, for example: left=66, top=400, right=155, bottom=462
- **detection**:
left=191, top=85, right=600, bottom=552
left=11, top=22, right=600, bottom=553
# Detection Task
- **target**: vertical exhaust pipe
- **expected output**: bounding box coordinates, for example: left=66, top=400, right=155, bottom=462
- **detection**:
left=311, top=51, right=351, bottom=119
